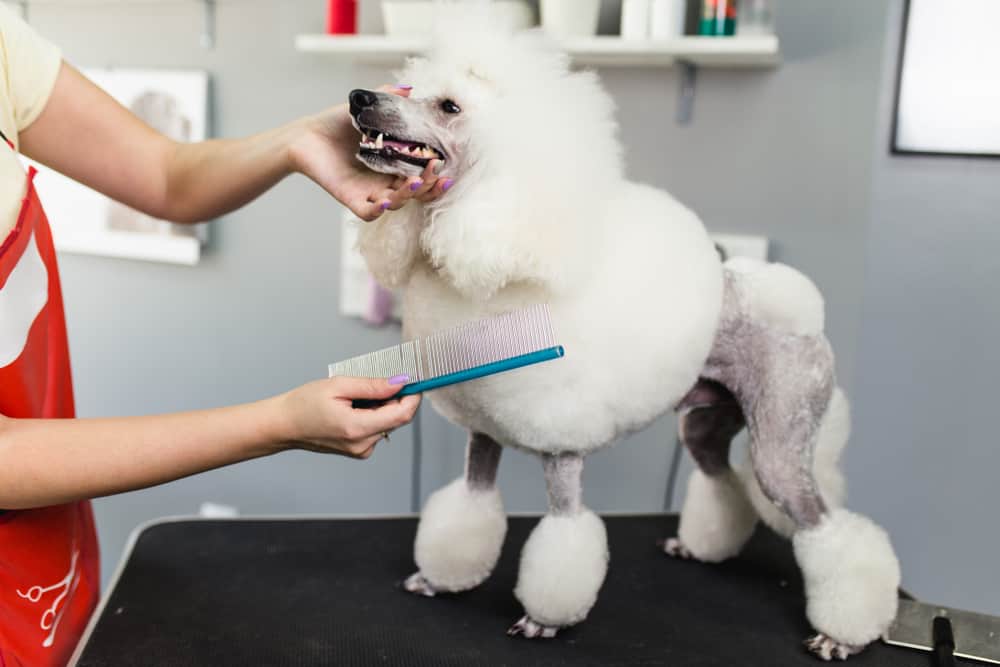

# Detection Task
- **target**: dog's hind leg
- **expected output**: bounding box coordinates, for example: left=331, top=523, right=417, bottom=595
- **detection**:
left=707, top=262, right=900, bottom=660
left=662, top=379, right=758, bottom=562
left=508, top=453, right=608, bottom=639
left=745, top=364, right=899, bottom=660
left=403, top=432, right=506, bottom=596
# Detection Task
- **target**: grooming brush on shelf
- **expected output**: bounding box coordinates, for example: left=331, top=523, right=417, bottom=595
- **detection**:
left=329, top=303, right=565, bottom=408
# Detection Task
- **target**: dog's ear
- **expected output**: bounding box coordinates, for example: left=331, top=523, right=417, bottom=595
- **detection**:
left=357, top=203, right=425, bottom=289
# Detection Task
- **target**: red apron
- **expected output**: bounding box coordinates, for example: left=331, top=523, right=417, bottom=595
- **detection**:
left=0, top=133, right=100, bottom=666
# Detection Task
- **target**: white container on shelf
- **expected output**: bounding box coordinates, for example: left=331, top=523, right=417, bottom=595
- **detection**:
left=540, top=0, right=601, bottom=38
left=620, top=0, right=650, bottom=40
left=382, top=1, right=534, bottom=37
left=737, top=0, right=775, bottom=36
left=649, top=0, right=686, bottom=39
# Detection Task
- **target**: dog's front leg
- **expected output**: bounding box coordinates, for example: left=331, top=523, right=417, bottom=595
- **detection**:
left=404, top=432, right=506, bottom=596
left=509, top=453, right=608, bottom=639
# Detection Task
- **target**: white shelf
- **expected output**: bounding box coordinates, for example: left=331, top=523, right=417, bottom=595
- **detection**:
left=294, top=34, right=780, bottom=68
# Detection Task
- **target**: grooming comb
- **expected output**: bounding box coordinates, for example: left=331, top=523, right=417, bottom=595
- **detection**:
left=328, top=304, right=564, bottom=408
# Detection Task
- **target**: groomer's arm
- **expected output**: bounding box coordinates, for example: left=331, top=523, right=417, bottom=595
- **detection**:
left=20, top=62, right=446, bottom=223
left=0, top=378, right=418, bottom=510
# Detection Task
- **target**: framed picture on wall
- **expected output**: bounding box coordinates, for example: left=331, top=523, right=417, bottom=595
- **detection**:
left=27, top=68, right=210, bottom=264
left=891, top=0, right=1000, bottom=158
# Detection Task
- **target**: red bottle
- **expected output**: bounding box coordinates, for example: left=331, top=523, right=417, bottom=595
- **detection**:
left=326, top=0, right=357, bottom=34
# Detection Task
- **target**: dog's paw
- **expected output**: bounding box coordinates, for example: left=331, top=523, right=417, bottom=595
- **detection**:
left=804, top=633, right=865, bottom=661
left=402, top=572, right=437, bottom=597
left=658, top=537, right=694, bottom=560
left=507, top=615, right=559, bottom=639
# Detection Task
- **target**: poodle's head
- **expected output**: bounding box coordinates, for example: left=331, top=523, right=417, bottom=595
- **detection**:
left=351, top=16, right=624, bottom=299
left=348, top=88, right=457, bottom=179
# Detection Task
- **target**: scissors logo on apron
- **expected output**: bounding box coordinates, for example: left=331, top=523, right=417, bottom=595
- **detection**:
left=15, top=550, right=81, bottom=648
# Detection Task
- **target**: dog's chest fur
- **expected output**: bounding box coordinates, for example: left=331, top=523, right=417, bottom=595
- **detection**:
left=401, top=184, right=725, bottom=455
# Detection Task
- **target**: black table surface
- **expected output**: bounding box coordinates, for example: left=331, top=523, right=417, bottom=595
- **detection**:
left=72, top=514, right=956, bottom=666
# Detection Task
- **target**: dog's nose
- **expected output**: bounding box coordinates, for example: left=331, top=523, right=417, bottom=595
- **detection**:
left=349, top=89, right=379, bottom=116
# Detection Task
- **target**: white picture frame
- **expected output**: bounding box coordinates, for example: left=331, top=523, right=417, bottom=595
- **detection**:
left=28, top=68, right=210, bottom=264
left=892, top=0, right=1000, bottom=157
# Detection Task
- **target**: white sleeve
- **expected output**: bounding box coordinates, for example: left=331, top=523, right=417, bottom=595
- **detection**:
left=0, top=2, right=63, bottom=132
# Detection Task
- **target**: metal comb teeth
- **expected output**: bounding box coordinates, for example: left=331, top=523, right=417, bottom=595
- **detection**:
left=328, top=304, right=556, bottom=381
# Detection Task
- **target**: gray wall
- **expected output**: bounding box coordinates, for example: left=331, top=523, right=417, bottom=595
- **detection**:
left=850, top=0, right=1000, bottom=616
left=26, top=0, right=994, bottom=616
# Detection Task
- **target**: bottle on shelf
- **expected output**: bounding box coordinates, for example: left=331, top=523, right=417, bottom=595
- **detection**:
left=620, top=0, right=651, bottom=40
left=650, top=0, right=687, bottom=39
left=541, top=0, right=601, bottom=38
left=698, top=0, right=737, bottom=36
left=326, top=0, right=357, bottom=35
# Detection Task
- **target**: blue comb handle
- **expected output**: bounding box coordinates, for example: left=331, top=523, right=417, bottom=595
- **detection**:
left=352, top=346, right=564, bottom=409
left=398, top=346, right=564, bottom=396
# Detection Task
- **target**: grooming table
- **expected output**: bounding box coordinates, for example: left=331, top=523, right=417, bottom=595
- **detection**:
left=71, top=515, right=966, bottom=666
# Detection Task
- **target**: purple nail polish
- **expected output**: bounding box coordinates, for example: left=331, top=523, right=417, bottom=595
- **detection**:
left=388, top=374, right=410, bottom=385
left=442, top=179, right=454, bottom=192
left=395, top=84, right=413, bottom=90
left=410, top=180, right=423, bottom=191
left=380, top=201, right=391, bottom=210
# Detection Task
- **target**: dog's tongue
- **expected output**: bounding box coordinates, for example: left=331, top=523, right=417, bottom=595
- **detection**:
left=385, top=138, right=419, bottom=151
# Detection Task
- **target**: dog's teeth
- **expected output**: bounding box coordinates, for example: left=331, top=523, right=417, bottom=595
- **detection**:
left=376, top=133, right=384, bottom=149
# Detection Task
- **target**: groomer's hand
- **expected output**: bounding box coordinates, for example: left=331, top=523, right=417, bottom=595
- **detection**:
left=289, top=85, right=451, bottom=222
left=277, top=377, right=420, bottom=459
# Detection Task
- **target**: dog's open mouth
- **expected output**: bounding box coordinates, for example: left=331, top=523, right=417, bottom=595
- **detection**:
left=357, top=126, right=446, bottom=168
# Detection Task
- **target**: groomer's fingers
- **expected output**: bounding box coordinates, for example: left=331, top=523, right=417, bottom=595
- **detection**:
left=423, top=159, right=444, bottom=181
left=408, top=160, right=441, bottom=198
left=355, top=197, right=391, bottom=221
left=348, top=394, right=421, bottom=437
left=416, top=176, right=455, bottom=203
left=374, top=174, right=423, bottom=211
left=398, top=176, right=426, bottom=202
left=332, top=376, right=406, bottom=402
left=312, top=169, right=395, bottom=222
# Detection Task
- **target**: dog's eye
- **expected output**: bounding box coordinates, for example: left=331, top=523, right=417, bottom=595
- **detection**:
left=440, top=99, right=462, bottom=114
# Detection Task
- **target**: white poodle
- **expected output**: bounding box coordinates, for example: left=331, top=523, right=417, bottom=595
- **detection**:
left=350, top=23, right=899, bottom=661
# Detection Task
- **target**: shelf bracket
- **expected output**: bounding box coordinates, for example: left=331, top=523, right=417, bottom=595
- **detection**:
left=676, top=60, right=697, bottom=125
left=200, top=0, right=216, bottom=50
